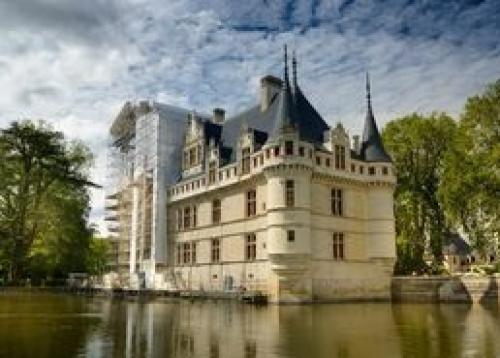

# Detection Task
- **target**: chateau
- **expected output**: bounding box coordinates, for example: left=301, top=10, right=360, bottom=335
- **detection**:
left=106, top=48, right=396, bottom=302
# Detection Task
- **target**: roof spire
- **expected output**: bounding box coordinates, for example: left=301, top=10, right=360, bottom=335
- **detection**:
left=366, top=71, right=372, bottom=112
left=292, top=50, right=298, bottom=87
left=283, top=44, right=289, bottom=85
left=360, top=73, right=392, bottom=162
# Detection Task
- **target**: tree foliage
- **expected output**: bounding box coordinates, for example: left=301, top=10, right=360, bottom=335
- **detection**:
left=383, top=113, right=457, bottom=274
left=439, top=80, right=500, bottom=255
left=0, top=120, right=100, bottom=283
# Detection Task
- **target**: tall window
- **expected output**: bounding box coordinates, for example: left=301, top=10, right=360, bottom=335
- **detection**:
left=335, top=145, right=346, bottom=170
left=245, top=234, right=257, bottom=261
left=192, top=242, right=197, bottom=264
left=192, top=205, right=197, bottom=228
left=331, top=188, right=343, bottom=216
left=183, top=206, right=191, bottom=229
left=246, top=189, right=256, bottom=217
left=285, top=141, right=293, bottom=155
left=285, top=180, right=295, bottom=207
left=333, top=232, right=345, bottom=260
left=287, top=230, right=295, bottom=242
left=211, top=239, right=220, bottom=263
left=241, top=147, right=251, bottom=174
left=208, top=161, right=217, bottom=184
left=177, top=209, right=183, bottom=231
left=183, top=243, right=191, bottom=264
left=212, top=199, right=221, bottom=224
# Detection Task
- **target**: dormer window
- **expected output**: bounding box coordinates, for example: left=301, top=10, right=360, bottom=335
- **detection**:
left=189, top=147, right=196, bottom=166
left=334, top=145, right=346, bottom=170
left=241, top=147, right=251, bottom=174
left=208, top=161, right=217, bottom=184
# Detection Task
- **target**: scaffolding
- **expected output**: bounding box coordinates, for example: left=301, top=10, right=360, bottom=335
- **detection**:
left=105, top=100, right=190, bottom=288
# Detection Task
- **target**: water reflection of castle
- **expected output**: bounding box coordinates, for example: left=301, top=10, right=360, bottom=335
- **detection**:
left=89, top=300, right=500, bottom=358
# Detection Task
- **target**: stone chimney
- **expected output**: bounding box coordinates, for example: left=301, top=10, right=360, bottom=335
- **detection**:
left=352, top=135, right=360, bottom=154
left=260, top=75, right=282, bottom=112
left=213, top=108, right=225, bottom=124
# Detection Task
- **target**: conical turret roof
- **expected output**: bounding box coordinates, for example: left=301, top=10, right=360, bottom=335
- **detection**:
left=360, top=73, right=391, bottom=162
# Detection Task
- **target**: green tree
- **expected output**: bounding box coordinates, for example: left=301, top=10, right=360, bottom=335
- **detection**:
left=85, top=237, right=110, bottom=276
left=382, top=113, right=457, bottom=273
left=0, top=120, right=97, bottom=282
left=440, top=80, right=500, bottom=256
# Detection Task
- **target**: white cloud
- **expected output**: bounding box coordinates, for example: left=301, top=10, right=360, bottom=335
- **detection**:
left=0, top=0, right=499, bottom=234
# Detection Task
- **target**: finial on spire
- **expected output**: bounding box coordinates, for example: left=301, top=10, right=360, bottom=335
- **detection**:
left=366, top=71, right=372, bottom=109
left=292, top=50, right=297, bottom=86
left=283, top=44, right=289, bottom=84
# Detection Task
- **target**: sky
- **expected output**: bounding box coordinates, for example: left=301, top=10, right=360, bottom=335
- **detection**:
left=0, top=0, right=499, bottom=234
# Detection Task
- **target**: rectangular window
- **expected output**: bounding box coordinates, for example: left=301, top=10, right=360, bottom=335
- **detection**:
left=299, top=146, right=305, bottom=157
left=285, top=141, right=293, bottom=155
left=211, top=239, right=220, bottom=263
left=316, top=156, right=321, bottom=165
left=208, top=162, right=217, bottom=184
left=183, top=242, right=191, bottom=264
left=212, top=199, right=221, bottom=224
left=266, top=149, right=270, bottom=159
left=325, top=158, right=331, bottom=167
left=274, top=146, right=280, bottom=156
left=333, top=232, right=345, bottom=260
left=259, top=155, right=264, bottom=165
left=253, top=157, right=258, bottom=168
left=245, top=234, right=257, bottom=261
left=183, top=206, right=191, bottom=229
left=351, top=164, right=355, bottom=173
left=331, top=188, right=343, bottom=216
left=192, top=242, right=197, bottom=264
left=242, top=147, right=251, bottom=174
left=285, top=180, right=295, bottom=207
left=382, top=166, right=389, bottom=175
left=287, top=230, right=295, bottom=242
left=359, top=166, right=364, bottom=174
left=192, top=205, right=197, bottom=228
left=368, top=166, right=375, bottom=175
left=246, top=189, right=257, bottom=217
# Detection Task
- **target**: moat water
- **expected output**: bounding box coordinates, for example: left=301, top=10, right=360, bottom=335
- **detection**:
left=0, top=291, right=499, bottom=358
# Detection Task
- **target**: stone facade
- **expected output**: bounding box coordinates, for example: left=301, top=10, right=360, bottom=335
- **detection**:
left=166, top=127, right=396, bottom=302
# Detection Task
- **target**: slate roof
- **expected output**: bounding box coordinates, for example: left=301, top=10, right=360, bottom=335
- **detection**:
left=193, top=65, right=389, bottom=167
left=360, top=74, right=392, bottom=163
left=443, top=233, right=472, bottom=256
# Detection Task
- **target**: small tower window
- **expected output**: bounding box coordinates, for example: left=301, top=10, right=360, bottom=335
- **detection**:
left=285, top=141, right=294, bottom=155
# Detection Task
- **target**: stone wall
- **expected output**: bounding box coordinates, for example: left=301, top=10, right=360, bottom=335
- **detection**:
left=392, top=276, right=500, bottom=303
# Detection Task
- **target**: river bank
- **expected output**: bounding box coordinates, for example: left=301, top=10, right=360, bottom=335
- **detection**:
left=3, top=275, right=500, bottom=304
